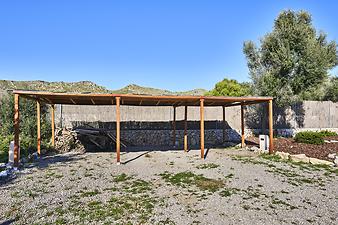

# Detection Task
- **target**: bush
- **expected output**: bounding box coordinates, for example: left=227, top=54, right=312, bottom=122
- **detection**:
left=0, top=94, right=52, bottom=163
left=318, top=130, right=337, bottom=137
left=294, top=131, right=324, bottom=145
left=0, top=135, right=12, bottom=163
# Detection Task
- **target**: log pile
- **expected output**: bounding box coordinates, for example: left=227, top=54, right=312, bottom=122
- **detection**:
left=55, top=127, right=127, bottom=153
left=55, top=128, right=86, bottom=153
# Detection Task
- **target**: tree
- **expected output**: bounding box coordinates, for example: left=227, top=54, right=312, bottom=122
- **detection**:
left=323, top=76, right=338, bottom=102
left=206, top=78, right=251, bottom=96
left=243, top=10, right=338, bottom=105
left=0, top=94, right=51, bottom=159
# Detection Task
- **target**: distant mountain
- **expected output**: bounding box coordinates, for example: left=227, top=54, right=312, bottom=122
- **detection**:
left=0, top=80, right=207, bottom=97
left=112, top=84, right=206, bottom=96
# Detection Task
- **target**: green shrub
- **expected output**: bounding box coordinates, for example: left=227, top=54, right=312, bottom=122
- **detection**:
left=0, top=94, right=52, bottom=163
left=318, top=130, right=337, bottom=137
left=0, top=135, right=12, bottom=163
left=294, top=131, right=324, bottom=145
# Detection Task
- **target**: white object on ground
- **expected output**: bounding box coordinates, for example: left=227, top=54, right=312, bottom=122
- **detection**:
left=259, top=135, right=269, bottom=152
left=8, top=141, right=20, bottom=164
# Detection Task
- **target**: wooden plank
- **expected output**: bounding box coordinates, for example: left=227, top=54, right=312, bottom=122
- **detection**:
left=51, top=104, right=55, bottom=147
left=172, top=106, right=176, bottom=146
left=116, top=97, right=121, bottom=164
left=200, top=99, right=205, bottom=159
left=37, top=100, right=41, bottom=155
left=184, top=105, right=188, bottom=152
left=14, top=94, right=20, bottom=166
left=241, top=103, right=245, bottom=148
left=222, top=106, right=226, bottom=142
left=268, top=99, right=274, bottom=154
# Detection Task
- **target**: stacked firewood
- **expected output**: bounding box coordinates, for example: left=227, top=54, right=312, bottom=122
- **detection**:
left=55, top=128, right=86, bottom=153
left=55, top=127, right=126, bottom=152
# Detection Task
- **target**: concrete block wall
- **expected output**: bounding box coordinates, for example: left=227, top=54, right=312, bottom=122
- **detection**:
left=54, top=101, right=338, bottom=146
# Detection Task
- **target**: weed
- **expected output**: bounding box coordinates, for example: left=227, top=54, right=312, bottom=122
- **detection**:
left=160, top=171, right=224, bottom=192
left=196, top=163, right=219, bottom=169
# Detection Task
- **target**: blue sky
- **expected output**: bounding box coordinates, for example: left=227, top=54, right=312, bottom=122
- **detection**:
left=0, top=0, right=337, bottom=91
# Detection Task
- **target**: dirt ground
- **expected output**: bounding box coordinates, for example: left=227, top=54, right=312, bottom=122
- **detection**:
left=247, top=136, right=338, bottom=161
left=0, top=148, right=338, bottom=225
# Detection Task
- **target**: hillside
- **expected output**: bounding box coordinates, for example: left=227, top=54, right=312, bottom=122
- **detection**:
left=112, top=84, right=206, bottom=96
left=0, top=80, right=207, bottom=97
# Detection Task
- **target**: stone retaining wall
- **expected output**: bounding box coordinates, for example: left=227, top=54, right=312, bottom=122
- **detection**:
left=53, top=101, right=338, bottom=146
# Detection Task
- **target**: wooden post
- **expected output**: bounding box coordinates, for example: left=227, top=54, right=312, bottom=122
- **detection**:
left=222, top=106, right=226, bottom=142
left=172, top=106, right=176, bottom=146
left=200, top=99, right=205, bottom=159
left=184, top=105, right=188, bottom=152
left=268, top=99, right=274, bottom=154
left=37, top=100, right=41, bottom=155
left=51, top=104, right=55, bottom=147
left=241, top=103, right=245, bottom=148
left=116, top=97, right=121, bottom=164
left=14, top=94, right=20, bottom=166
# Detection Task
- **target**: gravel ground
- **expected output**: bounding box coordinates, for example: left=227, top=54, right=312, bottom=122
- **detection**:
left=0, top=148, right=337, bottom=225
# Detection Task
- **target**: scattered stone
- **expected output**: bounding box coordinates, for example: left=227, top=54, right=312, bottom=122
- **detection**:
left=276, top=151, right=290, bottom=160
left=328, top=153, right=336, bottom=159
left=246, top=146, right=259, bottom=152
left=235, top=143, right=242, bottom=148
left=0, top=170, right=8, bottom=177
left=334, top=158, right=338, bottom=167
left=309, top=158, right=334, bottom=166
left=289, top=154, right=310, bottom=163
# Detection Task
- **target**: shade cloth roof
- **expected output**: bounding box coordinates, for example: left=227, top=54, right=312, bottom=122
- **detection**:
left=12, top=90, right=273, bottom=107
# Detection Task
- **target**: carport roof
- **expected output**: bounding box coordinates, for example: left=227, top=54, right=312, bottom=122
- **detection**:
left=12, top=90, right=273, bottom=107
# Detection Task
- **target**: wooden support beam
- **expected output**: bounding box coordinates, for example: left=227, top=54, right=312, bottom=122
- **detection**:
left=184, top=105, right=188, bottom=152
left=139, top=100, right=143, bottom=106
left=51, top=104, right=55, bottom=147
left=116, top=97, right=121, bottom=164
left=222, top=106, right=226, bottom=143
left=241, top=103, right=245, bottom=148
left=172, top=106, right=176, bottom=146
left=268, top=99, right=274, bottom=154
left=200, top=99, right=205, bottom=159
left=37, top=100, right=41, bottom=155
left=156, top=100, right=161, bottom=106
left=90, top=98, right=96, bottom=105
left=14, top=94, right=20, bottom=166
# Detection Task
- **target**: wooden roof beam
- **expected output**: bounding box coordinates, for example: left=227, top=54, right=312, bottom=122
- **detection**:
left=70, top=98, right=76, bottom=104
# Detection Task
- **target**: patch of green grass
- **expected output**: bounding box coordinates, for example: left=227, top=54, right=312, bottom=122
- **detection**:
left=80, top=189, right=100, bottom=197
left=196, top=163, right=219, bottom=169
left=125, top=179, right=152, bottom=194
left=160, top=171, right=224, bottom=192
left=219, top=188, right=237, bottom=197
left=113, top=173, right=132, bottom=182
left=271, top=198, right=298, bottom=210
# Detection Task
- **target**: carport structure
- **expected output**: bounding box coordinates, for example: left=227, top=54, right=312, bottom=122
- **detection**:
left=12, top=90, right=274, bottom=166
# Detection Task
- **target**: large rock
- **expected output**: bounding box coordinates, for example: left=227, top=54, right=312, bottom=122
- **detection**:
left=309, top=158, right=334, bottom=166
left=276, top=151, right=290, bottom=160
left=328, top=153, right=336, bottom=159
left=289, top=154, right=310, bottom=163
